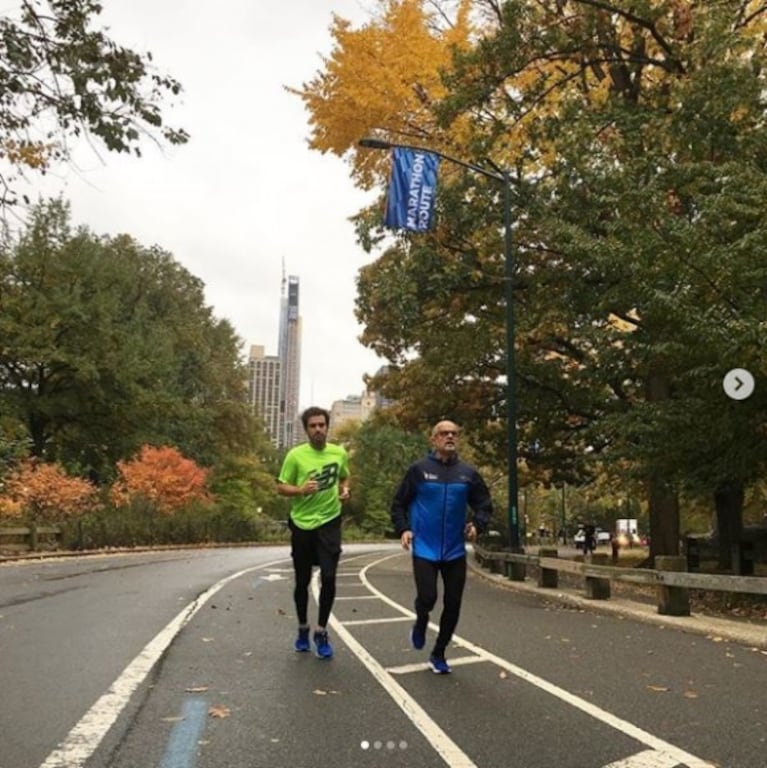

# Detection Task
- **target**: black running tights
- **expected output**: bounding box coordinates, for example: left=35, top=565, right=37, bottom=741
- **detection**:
left=290, top=517, right=341, bottom=628
left=412, top=555, right=467, bottom=657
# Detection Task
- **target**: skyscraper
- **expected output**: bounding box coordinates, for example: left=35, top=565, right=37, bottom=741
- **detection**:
left=278, top=271, right=302, bottom=448
left=247, top=345, right=283, bottom=448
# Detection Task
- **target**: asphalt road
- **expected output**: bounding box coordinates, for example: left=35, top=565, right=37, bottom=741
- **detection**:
left=1, top=545, right=765, bottom=768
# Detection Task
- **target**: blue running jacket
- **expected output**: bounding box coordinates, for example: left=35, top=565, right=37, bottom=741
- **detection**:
left=390, top=452, right=493, bottom=562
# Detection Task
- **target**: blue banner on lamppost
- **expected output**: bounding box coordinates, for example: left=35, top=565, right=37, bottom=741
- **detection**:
left=383, top=147, right=440, bottom=232
left=360, top=136, right=521, bottom=550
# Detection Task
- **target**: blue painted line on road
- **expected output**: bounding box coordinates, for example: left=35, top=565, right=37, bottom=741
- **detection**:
left=159, top=697, right=208, bottom=768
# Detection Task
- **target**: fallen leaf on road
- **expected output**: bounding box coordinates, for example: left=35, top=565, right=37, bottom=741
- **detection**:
left=276, top=608, right=286, bottom=615
left=208, top=705, right=231, bottom=718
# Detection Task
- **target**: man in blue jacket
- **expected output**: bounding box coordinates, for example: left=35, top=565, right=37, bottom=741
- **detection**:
left=390, top=419, right=493, bottom=674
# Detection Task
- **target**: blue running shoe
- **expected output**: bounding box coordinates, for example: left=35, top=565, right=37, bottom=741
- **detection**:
left=428, top=654, right=451, bottom=674
left=313, top=630, right=333, bottom=659
left=410, top=624, right=425, bottom=650
left=294, top=626, right=310, bottom=652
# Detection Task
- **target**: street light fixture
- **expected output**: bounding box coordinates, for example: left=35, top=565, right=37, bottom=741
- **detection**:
left=359, top=136, right=520, bottom=549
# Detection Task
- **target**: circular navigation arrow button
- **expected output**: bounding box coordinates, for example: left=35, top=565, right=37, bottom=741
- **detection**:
left=723, top=368, right=755, bottom=400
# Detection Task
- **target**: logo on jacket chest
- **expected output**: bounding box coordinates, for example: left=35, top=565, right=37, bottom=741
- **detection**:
left=422, top=470, right=470, bottom=483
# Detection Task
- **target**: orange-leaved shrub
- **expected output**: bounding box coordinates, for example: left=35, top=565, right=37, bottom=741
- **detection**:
left=110, top=445, right=211, bottom=515
left=0, top=458, right=100, bottom=523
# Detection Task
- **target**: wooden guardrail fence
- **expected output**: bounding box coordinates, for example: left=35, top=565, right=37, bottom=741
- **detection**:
left=0, top=525, right=62, bottom=553
left=473, top=543, right=767, bottom=616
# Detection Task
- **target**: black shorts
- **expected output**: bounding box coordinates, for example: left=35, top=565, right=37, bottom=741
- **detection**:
left=289, top=515, right=342, bottom=570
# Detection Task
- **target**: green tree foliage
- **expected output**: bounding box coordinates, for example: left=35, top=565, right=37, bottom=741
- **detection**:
left=0, top=198, right=259, bottom=480
left=208, top=424, right=283, bottom=531
left=437, top=0, right=767, bottom=560
left=0, top=0, right=188, bottom=207
left=345, top=414, right=428, bottom=534
left=300, top=1, right=767, bottom=561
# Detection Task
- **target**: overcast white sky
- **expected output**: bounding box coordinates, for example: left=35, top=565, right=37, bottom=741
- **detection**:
left=33, top=0, right=384, bottom=410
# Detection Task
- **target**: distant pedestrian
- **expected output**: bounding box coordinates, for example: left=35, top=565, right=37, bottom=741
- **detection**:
left=390, top=419, right=493, bottom=674
left=584, top=524, right=597, bottom=555
left=611, top=534, right=620, bottom=564
left=277, top=406, right=350, bottom=659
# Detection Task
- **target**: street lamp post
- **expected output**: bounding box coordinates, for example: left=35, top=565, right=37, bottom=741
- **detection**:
left=359, top=137, right=520, bottom=549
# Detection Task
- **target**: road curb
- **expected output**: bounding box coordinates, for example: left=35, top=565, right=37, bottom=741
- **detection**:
left=467, top=556, right=767, bottom=652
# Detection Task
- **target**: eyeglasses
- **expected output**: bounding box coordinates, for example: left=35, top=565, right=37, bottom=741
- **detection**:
left=437, top=430, right=458, bottom=437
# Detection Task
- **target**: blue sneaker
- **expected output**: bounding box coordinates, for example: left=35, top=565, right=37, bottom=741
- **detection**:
left=294, top=626, right=310, bottom=652
left=410, top=624, right=425, bottom=650
left=428, top=654, right=451, bottom=674
left=313, top=630, right=333, bottom=659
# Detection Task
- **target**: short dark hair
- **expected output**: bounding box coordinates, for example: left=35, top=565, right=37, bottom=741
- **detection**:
left=301, top=406, right=330, bottom=430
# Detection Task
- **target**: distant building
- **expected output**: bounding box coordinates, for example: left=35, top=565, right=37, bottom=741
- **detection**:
left=247, top=345, right=283, bottom=447
left=246, top=269, right=302, bottom=450
left=248, top=276, right=394, bottom=447
left=329, top=390, right=379, bottom=437
left=278, top=273, right=302, bottom=448
left=327, top=366, right=395, bottom=437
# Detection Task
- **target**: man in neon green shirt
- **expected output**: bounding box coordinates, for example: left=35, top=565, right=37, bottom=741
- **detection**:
left=277, top=406, right=350, bottom=659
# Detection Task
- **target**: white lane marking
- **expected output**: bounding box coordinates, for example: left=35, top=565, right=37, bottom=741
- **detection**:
left=333, top=594, right=379, bottom=600
left=386, top=656, right=487, bottom=676
left=356, top=553, right=715, bottom=768
left=343, top=616, right=412, bottom=626
left=604, top=749, right=685, bottom=767
left=312, top=577, right=478, bottom=768
left=39, top=557, right=289, bottom=768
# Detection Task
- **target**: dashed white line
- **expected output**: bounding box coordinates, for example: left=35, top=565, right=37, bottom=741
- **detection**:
left=386, top=656, right=486, bottom=676
left=314, top=572, right=478, bottom=767
left=604, top=749, right=687, bottom=767
left=333, top=594, right=380, bottom=600
left=350, top=552, right=716, bottom=768
left=343, top=616, right=412, bottom=626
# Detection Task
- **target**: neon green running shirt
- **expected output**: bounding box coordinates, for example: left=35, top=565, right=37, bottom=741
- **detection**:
left=278, top=442, right=350, bottom=530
